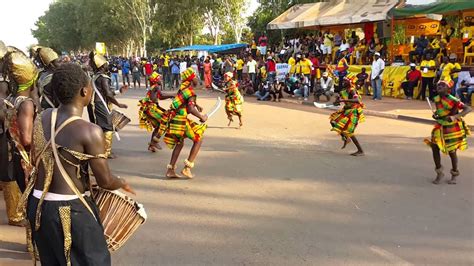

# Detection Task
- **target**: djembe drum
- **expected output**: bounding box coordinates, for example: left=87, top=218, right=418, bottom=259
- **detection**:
left=111, top=110, right=131, bottom=131
left=92, top=187, right=147, bottom=251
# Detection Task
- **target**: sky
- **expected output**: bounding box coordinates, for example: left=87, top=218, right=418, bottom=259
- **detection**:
left=1, top=0, right=435, bottom=52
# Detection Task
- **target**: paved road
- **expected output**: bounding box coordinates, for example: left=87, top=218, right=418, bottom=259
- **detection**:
left=1, top=89, right=473, bottom=265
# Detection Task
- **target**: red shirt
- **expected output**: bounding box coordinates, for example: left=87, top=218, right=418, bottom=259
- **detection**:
left=259, top=36, right=268, bottom=47
left=266, top=60, right=276, bottom=72
left=144, top=62, right=153, bottom=75
left=310, top=57, right=319, bottom=75
left=407, top=69, right=421, bottom=82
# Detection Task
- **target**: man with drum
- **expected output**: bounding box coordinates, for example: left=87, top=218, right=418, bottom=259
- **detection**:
left=20, top=63, right=135, bottom=265
left=88, top=52, right=128, bottom=159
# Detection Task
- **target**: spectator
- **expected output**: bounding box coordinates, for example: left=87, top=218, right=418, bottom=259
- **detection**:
left=461, top=20, right=474, bottom=48
left=457, top=67, right=474, bottom=104
left=251, top=40, right=258, bottom=58
left=355, top=39, right=367, bottom=65
left=315, top=71, right=334, bottom=102
left=132, top=61, right=141, bottom=89
left=321, top=31, right=334, bottom=64
left=203, top=57, right=212, bottom=89
left=258, top=32, right=268, bottom=56
left=247, top=55, right=258, bottom=90
left=240, top=75, right=254, bottom=95
left=417, top=53, right=436, bottom=100
left=336, top=39, right=350, bottom=60
left=288, top=54, right=296, bottom=76
left=144, top=60, right=153, bottom=89
left=370, top=52, right=385, bottom=100
left=426, top=36, right=441, bottom=59
left=170, top=57, right=180, bottom=89
left=409, top=34, right=429, bottom=63
left=160, top=53, right=170, bottom=89
left=401, top=63, right=421, bottom=100
left=296, top=53, right=312, bottom=100
left=223, top=56, right=234, bottom=74
left=121, top=59, right=130, bottom=87
left=284, top=74, right=299, bottom=95
left=256, top=79, right=271, bottom=101
left=293, top=75, right=309, bottom=99
left=235, top=56, right=244, bottom=82
left=450, top=55, right=462, bottom=95
left=309, top=52, right=320, bottom=92
left=109, top=60, right=119, bottom=92
left=356, top=67, right=370, bottom=96
left=439, top=18, right=455, bottom=42
left=266, top=56, right=276, bottom=84
left=439, top=55, right=455, bottom=83
left=334, top=31, right=343, bottom=48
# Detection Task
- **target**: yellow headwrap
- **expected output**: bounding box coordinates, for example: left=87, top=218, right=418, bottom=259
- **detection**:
left=5, top=51, right=38, bottom=93
left=180, top=67, right=196, bottom=91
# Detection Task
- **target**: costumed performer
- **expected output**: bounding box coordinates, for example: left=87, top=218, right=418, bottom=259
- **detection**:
left=223, top=71, right=244, bottom=127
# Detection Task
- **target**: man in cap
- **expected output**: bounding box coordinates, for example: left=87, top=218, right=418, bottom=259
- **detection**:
left=315, top=71, right=334, bottom=102
left=88, top=52, right=128, bottom=159
left=370, top=52, right=385, bottom=100
left=401, top=63, right=421, bottom=100
left=35, top=47, right=60, bottom=109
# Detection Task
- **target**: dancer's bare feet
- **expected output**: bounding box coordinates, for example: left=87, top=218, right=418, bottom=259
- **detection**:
left=148, top=142, right=162, bottom=152
left=350, top=151, right=364, bottom=156
left=166, top=165, right=181, bottom=178
left=341, top=137, right=351, bottom=149
left=227, top=116, right=233, bottom=126
left=181, top=167, right=194, bottom=179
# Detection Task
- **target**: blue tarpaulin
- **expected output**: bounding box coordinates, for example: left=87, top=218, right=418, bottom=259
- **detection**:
left=166, top=43, right=247, bottom=53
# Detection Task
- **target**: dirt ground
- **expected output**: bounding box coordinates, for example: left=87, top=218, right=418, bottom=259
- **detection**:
left=1, top=89, right=473, bottom=265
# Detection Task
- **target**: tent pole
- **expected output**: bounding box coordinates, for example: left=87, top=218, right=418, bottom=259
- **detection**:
left=391, top=15, right=395, bottom=62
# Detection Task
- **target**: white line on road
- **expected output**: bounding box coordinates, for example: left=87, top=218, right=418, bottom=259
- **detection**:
left=369, top=245, right=414, bottom=266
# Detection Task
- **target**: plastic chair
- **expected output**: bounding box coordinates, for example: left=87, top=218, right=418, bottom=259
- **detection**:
left=463, top=43, right=474, bottom=65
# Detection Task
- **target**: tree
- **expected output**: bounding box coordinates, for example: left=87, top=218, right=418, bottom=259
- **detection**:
left=118, top=0, right=157, bottom=57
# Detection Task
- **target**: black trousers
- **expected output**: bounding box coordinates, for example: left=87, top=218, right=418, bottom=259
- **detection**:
left=401, top=81, right=418, bottom=98
left=88, top=101, right=113, bottom=132
left=0, top=130, right=13, bottom=182
left=27, top=195, right=111, bottom=266
left=417, top=77, right=435, bottom=100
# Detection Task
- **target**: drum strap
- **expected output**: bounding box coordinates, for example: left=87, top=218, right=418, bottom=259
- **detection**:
left=92, top=75, right=120, bottom=141
left=50, top=109, right=97, bottom=221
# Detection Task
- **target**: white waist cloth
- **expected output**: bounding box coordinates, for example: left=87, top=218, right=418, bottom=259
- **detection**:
left=33, top=189, right=88, bottom=201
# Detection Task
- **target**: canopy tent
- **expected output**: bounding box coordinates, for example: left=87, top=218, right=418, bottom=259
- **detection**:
left=393, top=1, right=474, bottom=18
left=166, top=43, right=247, bottom=54
left=267, top=0, right=399, bottom=30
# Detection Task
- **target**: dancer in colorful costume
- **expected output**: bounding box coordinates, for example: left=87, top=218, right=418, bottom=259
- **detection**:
left=223, top=72, right=244, bottom=127
left=0, top=47, right=38, bottom=226
left=160, top=68, right=208, bottom=179
left=329, top=78, right=365, bottom=156
left=138, top=72, right=175, bottom=152
left=424, top=79, right=471, bottom=184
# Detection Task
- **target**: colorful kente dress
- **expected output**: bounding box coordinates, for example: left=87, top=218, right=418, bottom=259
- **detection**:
left=225, top=80, right=243, bottom=116
left=329, top=87, right=365, bottom=138
left=138, top=88, right=165, bottom=132
left=424, top=94, right=470, bottom=154
left=159, top=86, right=207, bottom=149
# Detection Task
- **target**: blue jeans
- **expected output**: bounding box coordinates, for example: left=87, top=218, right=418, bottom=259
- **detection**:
left=255, top=91, right=270, bottom=100
left=293, top=85, right=309, bottom=98
left=111, top=73, right=119, bottom=92
left=371, top=78, right=382, bottom=100
left=457, top=86, right=474, bottom=104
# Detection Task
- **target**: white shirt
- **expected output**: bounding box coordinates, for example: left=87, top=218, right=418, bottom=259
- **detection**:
left=339, top=43, right=349, bottom=52
left=371, top=58, right=385, bottom=80
left=247, top=60, right=257, bottom=73
left=320, top=77, right=334, bottom=92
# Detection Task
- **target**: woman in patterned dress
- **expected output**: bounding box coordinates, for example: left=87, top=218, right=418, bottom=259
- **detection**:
left=425, top=80, right=471, bottom=184
left=223, top=72, right=244, bottom=127
left=329, top=78, right=365, bottom=156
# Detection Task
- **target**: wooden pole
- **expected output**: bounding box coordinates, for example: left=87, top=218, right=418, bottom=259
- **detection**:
left=391, top=15, right=395, bottom=62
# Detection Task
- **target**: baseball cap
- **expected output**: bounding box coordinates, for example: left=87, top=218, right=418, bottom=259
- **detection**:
left=322, top=72, right=329, bottom=77
left=409, top=63, right=416, bottom=67
left=374, top=52, right=381, bottom=56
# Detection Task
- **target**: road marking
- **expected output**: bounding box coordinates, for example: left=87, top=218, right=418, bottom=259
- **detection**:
left=0, top=248, right=28, bottom=254
left=369, top=245, right=413, bottom=266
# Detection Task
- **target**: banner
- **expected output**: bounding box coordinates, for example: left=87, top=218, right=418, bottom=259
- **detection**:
left=396, top=18, right=440, bottom=36
left=95, top=42, right=106, bottom=55
left=276, top=63, right=289, bottom=81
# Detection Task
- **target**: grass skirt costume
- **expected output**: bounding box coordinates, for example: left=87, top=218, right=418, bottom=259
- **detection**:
left=19, top=113, right=111, bottom=265
left=138, top=72, right=165, bottom=132
left=329, top=85, right=365, bottom=138
left=424, top=94, right=470, bottom=154
left=225, top=80, right=243, bottom=116
left=159, top=68, right=207, bottom=149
